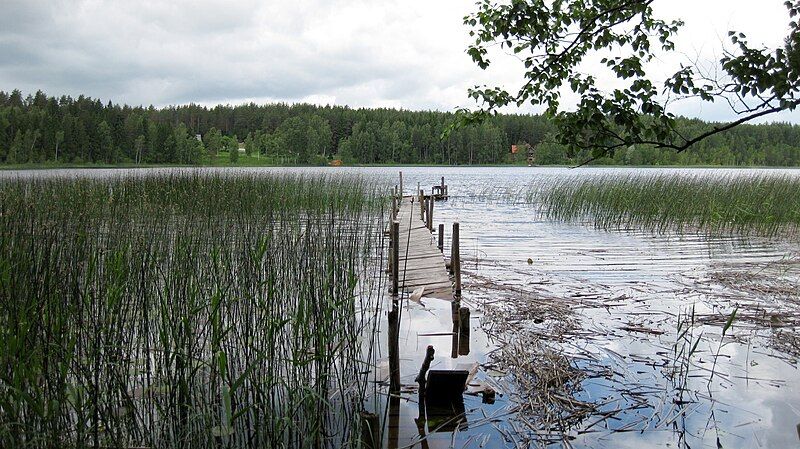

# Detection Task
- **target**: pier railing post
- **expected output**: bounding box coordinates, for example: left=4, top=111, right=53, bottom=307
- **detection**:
left=453, top=222, right=461, bottom=298
left=448, top=226, right=454, bottom=274
left=391, top=220, right=399, bottom=296
left=427, top=195, right=434, bottom=232
left=438, top=223, right=444, bottom=252
left=399, top=171, right=403, bottom=197
left=388, top=233, right=393, bottom=277
left=419, top=189, right=425, bottom=219
left=391, top=195, right=397, bottom=222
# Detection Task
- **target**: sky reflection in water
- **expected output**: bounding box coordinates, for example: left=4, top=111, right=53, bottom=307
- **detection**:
left=5, top=166, right=799, bottom=448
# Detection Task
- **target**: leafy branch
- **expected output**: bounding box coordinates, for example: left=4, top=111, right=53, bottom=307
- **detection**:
left=457, top=0, right=800, bottom=161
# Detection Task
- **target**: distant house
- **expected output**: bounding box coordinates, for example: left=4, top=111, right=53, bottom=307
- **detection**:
left=511, top=142, right=535, bottom=165
left=195, top=134, right=202, bottom=142
left=238, top=142, right=246, bottom=153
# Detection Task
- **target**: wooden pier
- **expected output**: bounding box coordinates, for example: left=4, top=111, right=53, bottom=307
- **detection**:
left=392, top=196, right=453, bottom=299
left=388, top=172, right=459, bottom=301
left=376, top=174, right=484, bottom=449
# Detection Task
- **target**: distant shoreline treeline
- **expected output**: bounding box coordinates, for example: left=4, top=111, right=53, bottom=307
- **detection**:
left=1, top=89, right=799, bottom=167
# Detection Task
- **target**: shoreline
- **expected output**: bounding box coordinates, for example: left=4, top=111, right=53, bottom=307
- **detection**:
left=3, top=162, right=800, bottom=171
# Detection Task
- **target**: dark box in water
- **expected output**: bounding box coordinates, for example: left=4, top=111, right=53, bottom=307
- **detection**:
left=425, top=369, right=468, bottom=405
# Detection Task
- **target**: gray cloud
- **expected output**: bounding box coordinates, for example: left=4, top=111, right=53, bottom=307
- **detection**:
left=0, top=0, right=797, bottom=124
left=0, top=0, right=460, bottom=108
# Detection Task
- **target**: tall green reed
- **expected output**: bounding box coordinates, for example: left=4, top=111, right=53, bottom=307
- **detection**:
left=0, top=171, right=387, bottom=449
left=534, top=172, right=800, bottom=237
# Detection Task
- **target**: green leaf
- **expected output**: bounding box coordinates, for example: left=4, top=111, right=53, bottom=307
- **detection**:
left=722, top=307, right=738, bottom=337
left=217, top=350, right=228, bottom=379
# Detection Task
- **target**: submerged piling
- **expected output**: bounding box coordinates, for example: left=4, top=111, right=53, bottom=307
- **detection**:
left=451, top=300, right=460, bottom=358
left=360, top=412, right=380, bottom=449
left=415, top=345, right=435, bottom=388
left=458, top=307, right=470, bottom=356
left=388, top=308, right=400, bottom=394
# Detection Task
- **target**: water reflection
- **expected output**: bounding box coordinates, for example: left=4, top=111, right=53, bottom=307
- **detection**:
left=8, top=166, right=800, bottom=448
left=376, top=167, right=799, bottom=448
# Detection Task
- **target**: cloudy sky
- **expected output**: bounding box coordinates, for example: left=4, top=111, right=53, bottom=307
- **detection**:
left=1, top=0, right=797, bottom=123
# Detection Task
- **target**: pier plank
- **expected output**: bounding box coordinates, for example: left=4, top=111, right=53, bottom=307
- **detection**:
left=392, top=196, right=453, bottom=300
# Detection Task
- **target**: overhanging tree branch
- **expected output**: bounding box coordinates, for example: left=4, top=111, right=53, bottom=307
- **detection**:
left=458, top=0, right=800, bottom=162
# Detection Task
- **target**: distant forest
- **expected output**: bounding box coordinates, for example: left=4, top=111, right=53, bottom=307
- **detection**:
left=1, top=89, right=799, bottom=166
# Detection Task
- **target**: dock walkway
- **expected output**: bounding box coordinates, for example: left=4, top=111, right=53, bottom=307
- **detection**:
left=394, top=196, right=452, bottom=300
left=373, top=176, right=484, bottom=449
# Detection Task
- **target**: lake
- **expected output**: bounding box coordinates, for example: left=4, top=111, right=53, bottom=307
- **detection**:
left=3, top=166, right=799, bottom=448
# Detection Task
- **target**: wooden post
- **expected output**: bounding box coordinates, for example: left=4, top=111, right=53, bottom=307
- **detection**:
left=391, top=220, right=399, bottom=296
left=388, top=395, right=400, bottom=449
left=399, top=171, right=403, bottom=197
left=451, top=300, right=460, bottom=358
left=391, top=195, right=397, bottom=222
left=438, top=223, right=444, bottom=252
left=419, top=189, right=425, bottom=219
left=415, top=345, right=435, bottom=388
left=422, top=195, right=427, bottom=227
left=388, top=221, right=394, bottom=277
left=360, top=412, right=380, bottom=449
left=458, top=307, right=470, bottom=356
left=448, top=226, right=455, bottom=274
left=427, top=195, right=434, bottom=232
left=451, top=317, right=459, bottom=359
left=388, top=308, right=401, bottom=394
left=453, top=222, right=461, bottom=297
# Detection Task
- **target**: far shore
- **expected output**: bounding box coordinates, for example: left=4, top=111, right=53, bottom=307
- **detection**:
left=3, top=162, right=800, bottom=171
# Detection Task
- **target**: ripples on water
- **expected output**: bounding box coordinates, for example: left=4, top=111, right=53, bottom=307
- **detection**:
left=5, top=166, right=799, bottom=448
left=407, top=167, right=800, bottom=449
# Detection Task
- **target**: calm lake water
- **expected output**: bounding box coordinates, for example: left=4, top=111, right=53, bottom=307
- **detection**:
left=4, top=166, right=799, bottom=448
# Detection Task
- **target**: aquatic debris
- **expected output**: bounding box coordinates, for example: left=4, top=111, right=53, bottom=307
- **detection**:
left=409, top=286, right=425, bottom=304
left=464, top=268, right=596, bottom=445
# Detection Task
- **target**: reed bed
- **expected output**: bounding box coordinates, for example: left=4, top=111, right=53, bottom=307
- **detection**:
left=0, top=172, right=387, bottom=449
left=533, top=172, right=800, bottom=237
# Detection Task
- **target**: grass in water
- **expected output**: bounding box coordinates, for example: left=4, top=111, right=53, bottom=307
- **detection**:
left=0, top=172, right=387, bottom=448
left=534, top=172, right=800, bottom=237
